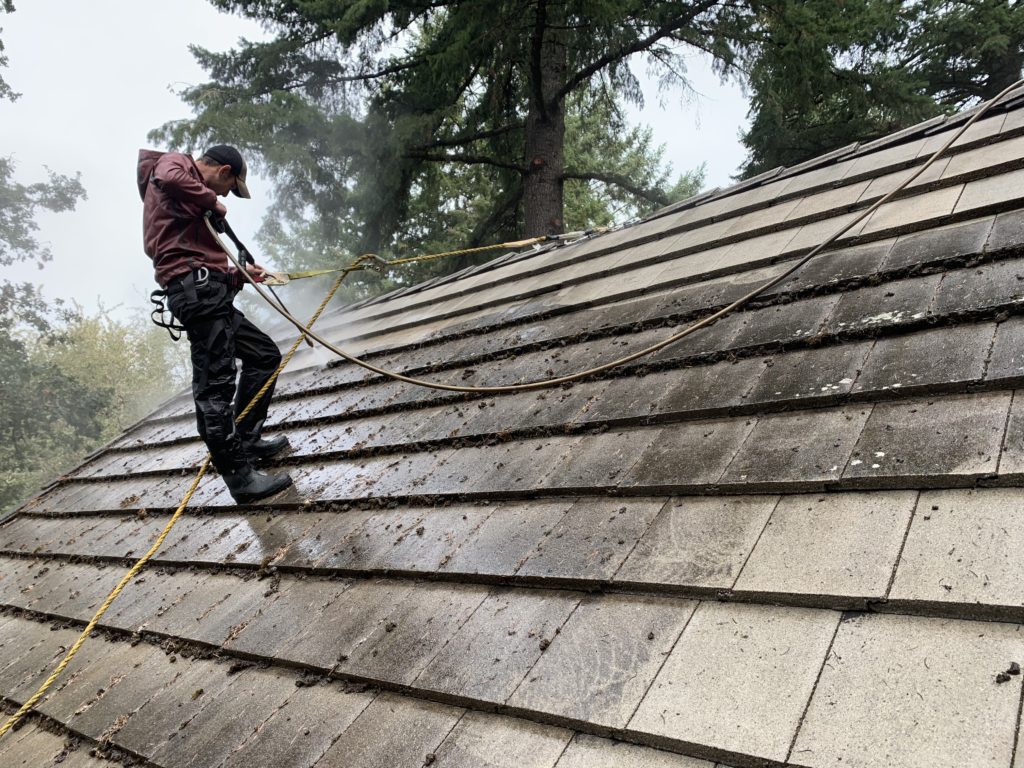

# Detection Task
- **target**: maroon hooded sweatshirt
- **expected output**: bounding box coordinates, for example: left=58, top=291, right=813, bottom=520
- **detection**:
left=137, top=149, right=236, bottom=287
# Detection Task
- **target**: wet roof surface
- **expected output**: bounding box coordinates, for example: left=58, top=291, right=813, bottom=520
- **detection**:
left=5, top=95, right=1024, bottom=768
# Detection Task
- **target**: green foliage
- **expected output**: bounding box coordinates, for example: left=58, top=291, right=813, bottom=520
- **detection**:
left=738, top=0, right=1023, bottom=178
left=0, top=1, right=18, bottom=103
left=0, top=313, right=188, bottom=515
left=151, top=0, right=735, bottom=294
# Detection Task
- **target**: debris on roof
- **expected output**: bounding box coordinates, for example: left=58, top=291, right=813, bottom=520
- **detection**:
left=4, top=95, right=1024, bottom=767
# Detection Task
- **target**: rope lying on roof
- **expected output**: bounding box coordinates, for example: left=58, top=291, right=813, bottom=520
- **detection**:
left=2, top=76, right=1021, bottom=741
left=221, top=77, right=1024, bottom=394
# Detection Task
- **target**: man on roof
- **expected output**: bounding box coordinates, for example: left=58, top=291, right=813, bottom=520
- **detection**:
left=137, top=144, right=293, bottom=504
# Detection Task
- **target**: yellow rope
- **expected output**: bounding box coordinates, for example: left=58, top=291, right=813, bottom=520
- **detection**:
left=227, top=79, right=1024, bottom=395
left=0, top=269, right=349, bottom=739
left=3, top=77, right=1020, bottom=737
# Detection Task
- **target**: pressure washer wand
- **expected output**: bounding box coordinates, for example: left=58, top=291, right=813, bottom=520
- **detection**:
left=205, top=213, right=314, bottom=348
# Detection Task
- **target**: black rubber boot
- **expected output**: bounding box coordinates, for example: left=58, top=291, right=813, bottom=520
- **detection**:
left=222, top=465, right=293, bottom=504
left=243, top=434, right=290, bottom=460
left=240, top=419, right=290, bottom=462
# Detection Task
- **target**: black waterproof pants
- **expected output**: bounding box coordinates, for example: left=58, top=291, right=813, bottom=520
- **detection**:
left=166, top=273, right=282, bottom=473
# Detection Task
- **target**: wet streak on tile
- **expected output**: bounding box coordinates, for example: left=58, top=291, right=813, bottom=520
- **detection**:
left=149, top=666, right=297, bottom=768
left=225, top=577, right=352, bottom=659
left=112, top=657, right=237, bottom=759
left=144, top=571, right=271, bottom=647
left=735, top=491, right=916, bottom=600
left=542, top=429, right=659, bottom=491
left=415, top=587, right=581, bottom=704
left=374, top=503, right=495, bottom=572
left=281, top=578, right=414, bottom=669
left=615, top=496, right=778, bottom=589
left=313, top=692, right=462, bottom=768
left=440, top=499, right=575, bottom=576
left=508, top=593, right=696, bottom=728
left=629, top=602, right=841, bottom=762
left=516, top=498, right=665, bottom=581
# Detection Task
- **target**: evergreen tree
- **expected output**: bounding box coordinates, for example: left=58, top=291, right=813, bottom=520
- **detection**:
left=152, top=0, right=740, bottom=260
left=739, top=0, right=1023, bottom=178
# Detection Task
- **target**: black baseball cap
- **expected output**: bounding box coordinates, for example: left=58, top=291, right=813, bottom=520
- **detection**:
left=202, top=144, right=251, bottom=198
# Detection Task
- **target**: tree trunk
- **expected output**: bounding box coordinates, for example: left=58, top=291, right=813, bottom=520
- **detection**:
left=522, top=0, right=566, bottom=237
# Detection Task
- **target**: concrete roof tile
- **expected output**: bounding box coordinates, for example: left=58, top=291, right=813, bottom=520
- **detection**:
left=554, top=733, right=715, bottom=768
left=344, top=581, right=488, bottom=684
left=515, top=498, right=665, bottom=581
left=220, top=681, right=373, bottom=768
left=844, top=392, right=1010, bottom=482
left=883, top=215, right=994, bottom=271
left=313, top=693, right=462, bottom=768
left=508, top=593, right=697, bottom=728
left=745, top=341, right=872, bottom=405
left=735, top=491, right=916, bottom=600
left=623, top=419, right=756, bottom=491
left=414, top=587, right=580, bottom=703
left=988, top=317, right=1024, bottom=382
left=616, top=496, right=778, bottom=589
left=428, top=710, right=571, bottom=768
left=793, top=613, right=1022, bottom=768
left=852, top=323, right=995, bottom=393
left=721, top=406, right=871, bottom=487
left=890, top=488, right=1024, bottom=609
left=630, top=601, right=840, bottom=762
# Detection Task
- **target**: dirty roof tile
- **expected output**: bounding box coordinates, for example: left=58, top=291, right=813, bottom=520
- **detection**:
left=428, top=710, right=571, bottom=768
left=721, top=406, right=871, bottom=488
left=414, top=587, right=580, bottom=704
left=615, top=495, right=778, bottom=589
left=439, top=500, right=575, bottom=576
left=221, top=681, right=373, bottom=768
left=554, top=733, right=715, bottom=768
left=313, top=692, right=463, bottom=768
left=882, top=215, right=994, bottom=272
left=344, top=581, right=489, bottom=684
left=622, top=418, right=756, bottom=491
left=852, top=323, right=994, bottom=393
left=745, top=341, right=872, bottom=405
left=987, top=317, right=1024, bottom=382
left=843, top=392, right=1010, bottom=482
left=508, top=593, right=696, bottom=727
left=515, top=497, right=665, bottom=581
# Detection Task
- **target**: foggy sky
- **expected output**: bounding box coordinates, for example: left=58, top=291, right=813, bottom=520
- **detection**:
left=2, top=0, right=749, bottom=319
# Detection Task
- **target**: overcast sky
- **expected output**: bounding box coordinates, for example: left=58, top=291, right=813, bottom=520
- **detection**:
left=2, top=0, right=749, bottom=318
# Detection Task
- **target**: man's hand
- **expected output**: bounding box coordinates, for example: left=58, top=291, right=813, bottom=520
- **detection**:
left=246, top=263, right=268, bottom=283
left=214, top=200, right=228, bottom=218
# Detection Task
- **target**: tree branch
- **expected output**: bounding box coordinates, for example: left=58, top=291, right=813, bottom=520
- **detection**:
left=550, top=0, right=721, bottom=108
left=405, top=151, right=527, bottom=172
left=562, top=169, right=669, bottom=205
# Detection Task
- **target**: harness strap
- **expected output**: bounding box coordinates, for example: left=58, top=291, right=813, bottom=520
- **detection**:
left=149, top=289, right=184, bottom=341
